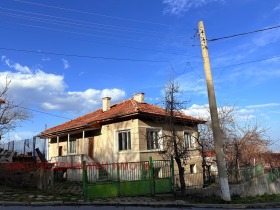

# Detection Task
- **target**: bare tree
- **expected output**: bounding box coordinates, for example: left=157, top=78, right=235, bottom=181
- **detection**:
left=155, top=80, right=195, bottom=196
left=199, top=105, right=271, bottom=172
left=0, top=78, right=32, bottom=141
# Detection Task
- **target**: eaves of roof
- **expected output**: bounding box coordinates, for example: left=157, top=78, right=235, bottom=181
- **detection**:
left=38, top=98, right=206, bottom=138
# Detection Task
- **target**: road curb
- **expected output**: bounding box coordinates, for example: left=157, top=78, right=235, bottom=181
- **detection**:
left=0, top=200, right=280, bottom=208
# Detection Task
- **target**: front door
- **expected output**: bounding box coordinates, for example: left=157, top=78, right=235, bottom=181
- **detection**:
left=58, top=146, right=63, bottom=156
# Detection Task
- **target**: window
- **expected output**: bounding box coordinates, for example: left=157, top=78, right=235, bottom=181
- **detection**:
left=118, top=130, right=131, bottom=151
left=146, top=129, right=160, bottom=150
left=69, top=138, right=76, bottom=154
left=184, top=132, right=195, bottom=149
left=190, top=164, right=196, bottom=174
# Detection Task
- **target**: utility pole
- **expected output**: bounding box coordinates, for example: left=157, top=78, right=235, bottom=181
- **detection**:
left=198, top=21, right=231, bottom=201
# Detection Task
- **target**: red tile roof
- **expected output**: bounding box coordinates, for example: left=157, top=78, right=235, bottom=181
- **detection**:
left=39, top=98, right=205, bottom=137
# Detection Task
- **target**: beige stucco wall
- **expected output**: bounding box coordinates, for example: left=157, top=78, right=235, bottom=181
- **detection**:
left=48, top=118, right=202, bottom=173
left=138, top=119, right=203, bottom=177
left=48, top=138, right=67, bottom=161
left=94, top=119, right=140, bottom=164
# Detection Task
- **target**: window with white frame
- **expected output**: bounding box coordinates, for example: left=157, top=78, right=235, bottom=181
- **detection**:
left=184, top=132, right=195, bottom=149
left=68, top=138, right=76, bottom=154
left=118, top=130, right=131, bottom=151
left=146, top=129, right=160, bottom=150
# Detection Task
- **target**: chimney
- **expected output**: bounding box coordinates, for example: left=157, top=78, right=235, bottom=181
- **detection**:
left=102, top=97, right=111, bottom=112
left=133, top=92, right=144, bottom=103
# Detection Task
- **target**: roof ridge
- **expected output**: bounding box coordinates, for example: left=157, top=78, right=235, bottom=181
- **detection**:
left=130, top=98, right=139, bottom=111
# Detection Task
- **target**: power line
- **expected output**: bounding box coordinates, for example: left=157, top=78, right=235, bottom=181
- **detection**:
left=14, top=0, right=176, bottom=27
left=0, top=47, right=169, bottom=63
left=0, top=8, right=198, bottom=56
left=208, top=25, right=280, bottom=42
left=0, top=23, right=199, bottom=58
left=15, top=22, right=153, bottom=43
left=0, top=13, right=189, bottom=44
left=3, top=23, right=199, bottom=57
left=213, top=55, right=280, bottom=69
left=19, top=106, right=72, bottom=120
left=185, top=62, right=204, bottom=79
left=0, top=10, right=193, bottom=45
left=0, top=7, right=188, bottom=38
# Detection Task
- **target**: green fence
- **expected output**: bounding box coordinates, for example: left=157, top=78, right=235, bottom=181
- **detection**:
left=227, top=164, right=264, bottom=183
left=180, top=165, right=265, bottom=189
left=266, top=168, right=280, bottom=183
left=83, top=157, right=175, bottom=198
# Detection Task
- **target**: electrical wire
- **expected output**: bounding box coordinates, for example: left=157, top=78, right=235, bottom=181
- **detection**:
left=0, top=7, right=188, bottom=38
left=0, top=23, right=199, bottom=57
left=16, top=22, right=155, bottom=43
left=185, top=62, right=204, bottom=79
left=14, top=0, right=177, bottom=27
left=19, top=106, right=72, bottom=120
left=212, top=55, right=280, bottom=70
left=0, top=47, right=169, bottom=63
left=208, top=25, right=280, bottom=42
left=3, top=22, right=200, bottom=58
left=0, top=9, right=193, bottom=45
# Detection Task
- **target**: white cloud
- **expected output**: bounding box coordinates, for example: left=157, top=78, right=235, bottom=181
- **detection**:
left=253, top=28, right=280, bottom=47
left=176, top=72, right=207, bottom=95
left=1, top=131, right=38, bottom=142
left=42, top=57, right=50, bottom=62
left=183, top=104, right=209, bottom=119
left=2, top=56, right=32, bottom=74
left=273, top=3, right=280, bottom=11
left=0, top=57, right=126, bottom=113
left=62, top=59, right=70, bottom=69
left=235, top=108, right=256, bottom=121
left=163, top=0, right=223, bottom=16
left=183, top=104, right=257, bottom=122
left=221, top=58, right=280, bottom=85
left=246, top=103, right=280, bottom=109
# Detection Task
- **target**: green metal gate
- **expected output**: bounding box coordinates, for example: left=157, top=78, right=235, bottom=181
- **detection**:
left=82, top=157, right=174, bottom=198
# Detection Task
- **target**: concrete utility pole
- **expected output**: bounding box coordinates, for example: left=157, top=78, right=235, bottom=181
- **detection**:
left=198, top=21, right=231, bottom=201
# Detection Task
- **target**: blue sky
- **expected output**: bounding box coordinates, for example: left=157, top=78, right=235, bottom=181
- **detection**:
left=0, top=0, right=280, bottom=151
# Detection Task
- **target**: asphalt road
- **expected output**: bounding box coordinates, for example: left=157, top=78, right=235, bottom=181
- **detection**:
left=0, top=206, right=280, bottom=210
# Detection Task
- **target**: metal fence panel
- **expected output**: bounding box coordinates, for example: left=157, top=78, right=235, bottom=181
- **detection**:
left=87, top=161, right=150, bottom=183
left=83, top=158, right=174, bottom=198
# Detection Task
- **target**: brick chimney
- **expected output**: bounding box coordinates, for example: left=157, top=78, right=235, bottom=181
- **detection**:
left=102, top=97, right=111, bottom=112
left=133, top=92, right=144, bottom=103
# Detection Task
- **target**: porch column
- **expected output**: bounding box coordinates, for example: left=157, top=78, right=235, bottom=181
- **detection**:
left=57, top=136, right=59, bottom=156
left=67, top=133, right=70, bottom=155
left=82, top=130, right=85, bottom=154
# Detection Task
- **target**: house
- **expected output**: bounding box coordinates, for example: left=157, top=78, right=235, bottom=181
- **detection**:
left=202, top=150, right=217, bottom=172
left=38, top=93, right=205, bottom=181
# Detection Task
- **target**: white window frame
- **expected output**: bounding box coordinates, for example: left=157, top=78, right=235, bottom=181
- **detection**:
left=117, top=129, right=131, bottom=151
left=146, top=128, right=163, bottom=151
left=184, top=131, right=196, bottom=149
